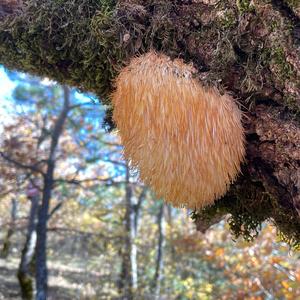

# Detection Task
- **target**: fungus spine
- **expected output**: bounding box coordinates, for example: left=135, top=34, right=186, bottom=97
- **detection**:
left=112, top=51, right=245, bottom=209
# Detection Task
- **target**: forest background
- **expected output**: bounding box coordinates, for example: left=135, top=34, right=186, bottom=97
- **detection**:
left=0, top=67, right=299, bottom=300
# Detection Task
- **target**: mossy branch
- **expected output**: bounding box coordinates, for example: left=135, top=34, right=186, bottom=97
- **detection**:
left=0, top=0, right=299, bottom=246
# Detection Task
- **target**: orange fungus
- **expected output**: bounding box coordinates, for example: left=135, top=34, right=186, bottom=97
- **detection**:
left=112, top=52, right=245, bottom=209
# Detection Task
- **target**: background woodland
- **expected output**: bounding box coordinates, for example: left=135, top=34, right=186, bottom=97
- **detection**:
left=0, top=71, right=299, bottom=300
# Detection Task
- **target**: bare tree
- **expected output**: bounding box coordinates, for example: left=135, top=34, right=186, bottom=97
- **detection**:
left=35, top=85, right=70, bottom=300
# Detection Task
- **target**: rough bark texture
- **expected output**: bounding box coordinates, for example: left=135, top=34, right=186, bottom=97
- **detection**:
left=0, top=0, right=22, bottom=17
left=0, top=0, right=299, bottom=246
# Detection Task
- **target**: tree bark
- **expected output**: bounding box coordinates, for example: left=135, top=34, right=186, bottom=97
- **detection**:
left=35, top=86, right=70, bottom=300
left=119, top=176, right=146, bottom=298
left=18, top=194, right=39, bottom=300
left=120, top=166, right=134, bottom=300
left=132, top=186, right=146, bottom=290
left=0, top=0, right=22, bottom=17
left=152, top=203, right=165, bottom=300
left=0, top=0, right=299, bottom=245
left=133, top=187, right=146, bottom=236
left=1, top=198, right=17, bottom=258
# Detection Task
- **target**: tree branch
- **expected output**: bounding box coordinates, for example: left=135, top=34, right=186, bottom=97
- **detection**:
left=0, top=151, right=45, bottom=175
left=47, top=202, right=63, bottom=220
left=53, top=176, right=128, bottom=187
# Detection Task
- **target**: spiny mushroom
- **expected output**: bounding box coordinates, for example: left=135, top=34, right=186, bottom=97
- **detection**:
left=112, top=51, right=245, bottom=209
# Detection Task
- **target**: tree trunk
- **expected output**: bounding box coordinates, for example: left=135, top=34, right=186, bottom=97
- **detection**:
left=0, top=0, right=299, bottom=245
left=132, top=187, right=146, bottom=290
left=120, top=166, right=134, bottom=300
left=1, top=198, right=17, bottom=258
left=152, top=203, right=165, bottom=300
left=119, top=177, right=146, bottom=298
left=35, top=86, right=70, bottom=300
left=18, top=194, right=39, bottom=300
left=35, top=177, right=51, bottom=300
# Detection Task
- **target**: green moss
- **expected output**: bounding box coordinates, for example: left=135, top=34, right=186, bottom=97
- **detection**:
left=258, top=45, right=300, bottom=114
left=219, top=10, right=237, bottom=29
left=270, top=19, right=280, bottom=32
left=284, top=96, right=300, bottom=121
left=0, top=0, right=119, bottom=100
left=236, top=0, right=255, bottom=14
left=285, top=0, right=300, bottom=9
left=271, top=46, right=295, bottom=80
left=191, top=179, right=300, bottom=249
left=17, top=271, right=34, bottom=300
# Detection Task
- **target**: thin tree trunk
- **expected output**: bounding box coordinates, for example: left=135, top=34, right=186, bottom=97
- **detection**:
left=152, top=203, right=165, bottom=300
left=35, top=180, right=51, bottom=300
left=133, top=187, right=147, bottom=234
left=17, top=194, right=39, bottom=300
left=1, top=198, right=17, bottom=258
left=35, top=86, right=70, bottom=300
left=119, top=168, right=147, bottom=299
left=131, top=186, right=146, bottom=291
left=166, top=205, right=176, bottom=261
left=120, top=166, right=134, bottom=300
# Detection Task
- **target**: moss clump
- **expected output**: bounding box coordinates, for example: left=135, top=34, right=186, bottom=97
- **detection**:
left=236, top=0, right=255, bottom=14
left=17, top=271, right=34, bottom=300
left=219, top=9, right=237, bottom=29
left=1, top=0, right=297, bottom=110
left=192, top=178, right=300, bottom=249
left=284, top=95, right=300, bottom=121
left=0, top=0, right=119, bottom=101
left=285, top=0, right=300, bottom=10
left=259, top=45, right=300, bottom=117
left=270, top=46, right=295, bottom=80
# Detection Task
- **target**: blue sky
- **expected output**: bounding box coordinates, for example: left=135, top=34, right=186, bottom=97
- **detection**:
left=0, top=66, right=102, bottom=120
left=0, top=67, right=16, bottom=125
left=0, top=65, right=124, bottom=175
left=0, top=67, right=16, bottom=99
